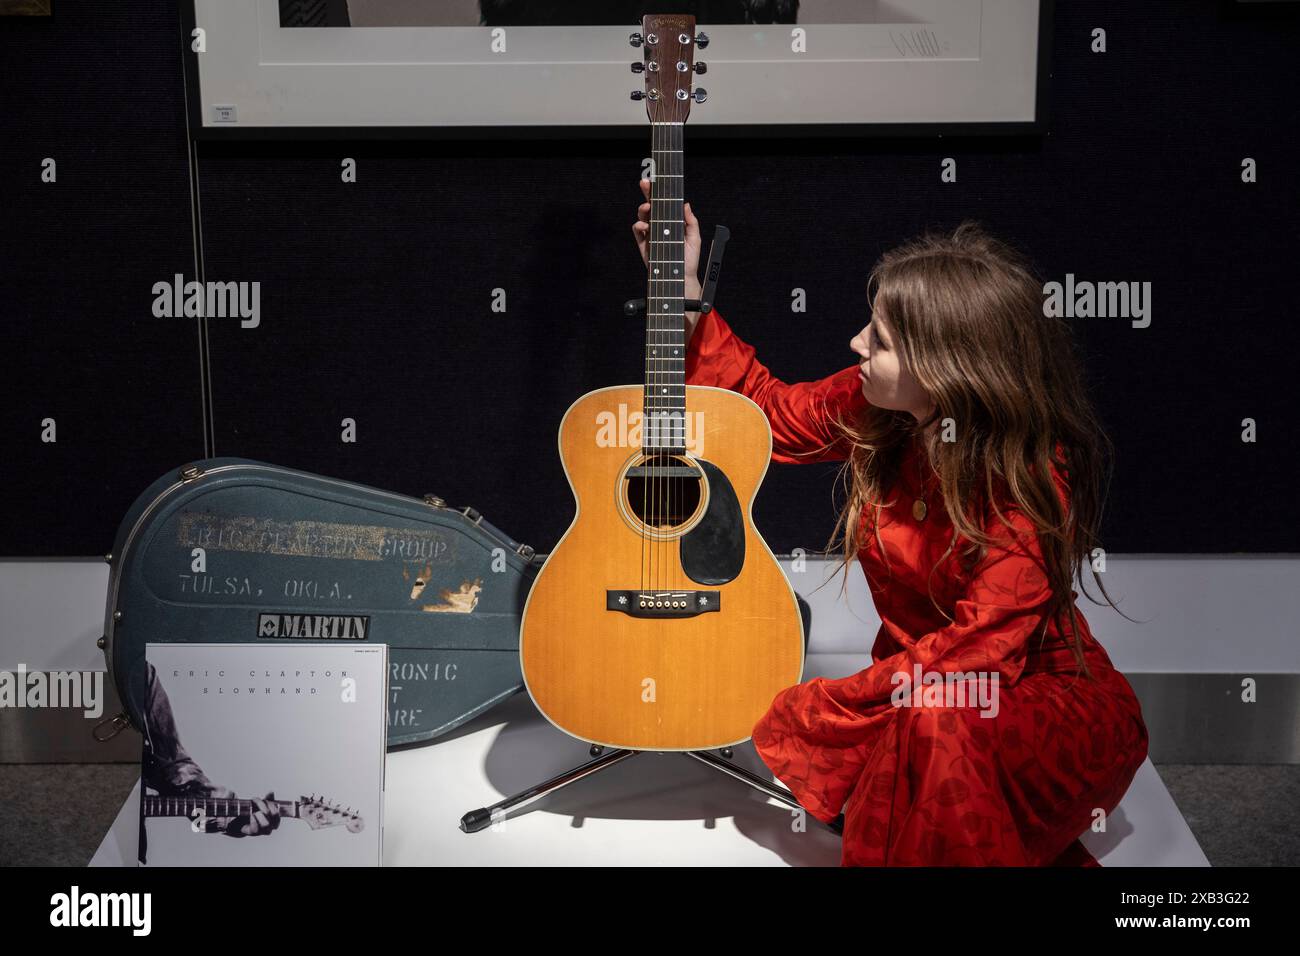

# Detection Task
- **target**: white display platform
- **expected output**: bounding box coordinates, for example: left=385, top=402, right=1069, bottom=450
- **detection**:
left=91, top=653, right=1208, bottom=867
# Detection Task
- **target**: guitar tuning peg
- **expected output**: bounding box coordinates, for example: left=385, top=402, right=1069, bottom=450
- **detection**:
left=631, top=62, right=645, bottom=73
left=695, top=32, right=710, bottom=49
left=630, top=90, right=646, bottom=101
left=629, top=32, right=643, bottom=48
left=694, top=62, right=707, bottom=75
left=693, top=88, right=708, bottom=104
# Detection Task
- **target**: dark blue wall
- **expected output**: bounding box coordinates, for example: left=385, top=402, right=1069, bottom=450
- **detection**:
left=2, top=0, right=1296, bottom=556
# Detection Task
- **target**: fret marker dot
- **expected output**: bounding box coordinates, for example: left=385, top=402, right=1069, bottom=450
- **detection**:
left=663, top=228, right=669, bottom=236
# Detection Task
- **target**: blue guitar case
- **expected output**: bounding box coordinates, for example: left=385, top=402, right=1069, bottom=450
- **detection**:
left=101, top=458, right=541, bottom=748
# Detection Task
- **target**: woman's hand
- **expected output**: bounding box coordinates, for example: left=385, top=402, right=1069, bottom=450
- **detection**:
left=634, top=178, right=704, bottom=340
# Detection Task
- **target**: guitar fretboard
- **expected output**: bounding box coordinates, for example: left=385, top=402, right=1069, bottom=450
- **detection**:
left=142, top=796, right=300, bottom=819
left=645, top=120, right=687, bottom=452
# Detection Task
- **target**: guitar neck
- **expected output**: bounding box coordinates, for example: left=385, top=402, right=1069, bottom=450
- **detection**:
left=645, top=121, right=687, bottom=452
left=636, top=14, right=699, bottom=455
left=142, top=795, right=299, bottom=819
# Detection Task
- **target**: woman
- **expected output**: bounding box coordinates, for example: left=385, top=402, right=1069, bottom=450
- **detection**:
left=634, top=181, right=1150, bottom=866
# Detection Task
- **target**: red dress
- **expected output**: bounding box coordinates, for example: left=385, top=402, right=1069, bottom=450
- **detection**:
left=685, top=307, right=1150, bottom=866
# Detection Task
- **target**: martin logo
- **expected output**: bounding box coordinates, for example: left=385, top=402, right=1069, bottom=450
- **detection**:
left=257, top=613, right=369, bottom=640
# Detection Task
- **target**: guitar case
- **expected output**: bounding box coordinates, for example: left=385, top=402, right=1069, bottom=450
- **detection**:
left=101, top=458, right=541, bottom=748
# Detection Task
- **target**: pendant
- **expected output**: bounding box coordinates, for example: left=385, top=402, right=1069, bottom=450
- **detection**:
left=912, top=498, right=928, bottom=521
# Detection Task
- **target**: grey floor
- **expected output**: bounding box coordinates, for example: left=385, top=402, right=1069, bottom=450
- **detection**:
left=0, top=763, right=1296, bottom=866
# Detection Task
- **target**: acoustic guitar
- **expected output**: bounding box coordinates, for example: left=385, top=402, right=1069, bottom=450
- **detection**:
left=520, top=14, right=804, bottom=751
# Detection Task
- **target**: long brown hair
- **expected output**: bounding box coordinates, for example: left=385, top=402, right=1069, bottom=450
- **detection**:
left=816, top=221, right=1132, bottom=679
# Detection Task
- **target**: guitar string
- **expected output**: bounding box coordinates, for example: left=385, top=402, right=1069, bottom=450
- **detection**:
left=654, top=113, right=663, bottom=599
left=657, top=114, right=667, bottom=598
left=666, top=112, right=674, bottom=599
left=647, top=113, right=660, bottom=598
left=647, top=111, right=686, bottom=600
left=655, top=113, right=665, bottom=598
left=643, top=113, right=655, bottom=597
left=649, top=114, right=655, bottom=598
left=667, top=115, right=679, bottom=597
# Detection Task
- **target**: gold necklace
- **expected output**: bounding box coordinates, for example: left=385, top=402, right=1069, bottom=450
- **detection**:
left=911, top=440, right=929, bottom=521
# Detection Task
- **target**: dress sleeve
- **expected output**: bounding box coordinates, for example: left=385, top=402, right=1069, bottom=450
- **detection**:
left=684, top=307, right=867, bottom=464
left=846, top=507, right=1052, bottom=700
left=751, top=458, right=1073, bottom=823
left=796, top=467, right=1071, bottom=714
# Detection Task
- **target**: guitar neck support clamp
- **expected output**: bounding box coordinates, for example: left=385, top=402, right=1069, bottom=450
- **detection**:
left=624, top=224, right=730, bottom=318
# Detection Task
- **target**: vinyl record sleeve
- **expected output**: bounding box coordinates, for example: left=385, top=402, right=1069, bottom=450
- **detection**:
left=138, top=642, right=386, bottom=866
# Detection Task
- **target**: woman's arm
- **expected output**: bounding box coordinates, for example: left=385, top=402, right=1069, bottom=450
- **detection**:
left=685, top=307, right=868, bottom=464
left=844, top=500, right=1063, bottom=700
left=752, top=502, right=1058, bottom=821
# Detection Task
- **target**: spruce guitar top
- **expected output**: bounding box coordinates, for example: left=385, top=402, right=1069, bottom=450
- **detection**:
left=519, top=14, right=805, bottom=751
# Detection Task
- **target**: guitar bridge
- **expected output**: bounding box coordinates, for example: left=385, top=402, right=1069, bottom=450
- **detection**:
left=606, top=589, right=720, bottom=618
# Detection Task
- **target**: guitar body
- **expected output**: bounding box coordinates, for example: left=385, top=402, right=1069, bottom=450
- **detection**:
left=520, top=384, right=805, bottom=751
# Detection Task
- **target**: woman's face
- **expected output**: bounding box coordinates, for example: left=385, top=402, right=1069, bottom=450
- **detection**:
left=850, top=305, right=934, bottom=423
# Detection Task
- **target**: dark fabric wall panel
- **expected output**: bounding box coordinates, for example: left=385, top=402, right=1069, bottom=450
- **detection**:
left=1, top=0, right=1296, bottom=557
left=0, top=1, right=201, bottom=555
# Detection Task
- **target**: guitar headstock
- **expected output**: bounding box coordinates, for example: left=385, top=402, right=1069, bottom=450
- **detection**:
left=630, top=14, right=708, bottom=123
left=300, top=794, right=366, bottom=833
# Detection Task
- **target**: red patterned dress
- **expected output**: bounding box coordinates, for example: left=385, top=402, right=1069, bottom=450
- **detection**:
left=685, top=307, right=1149, bottom=866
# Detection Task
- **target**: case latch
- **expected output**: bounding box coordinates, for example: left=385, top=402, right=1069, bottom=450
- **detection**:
left=93, top=712, right=132, bottom=742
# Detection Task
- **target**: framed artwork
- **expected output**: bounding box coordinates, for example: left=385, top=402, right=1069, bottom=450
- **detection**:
left=185, top=0, right=1050, bottom=138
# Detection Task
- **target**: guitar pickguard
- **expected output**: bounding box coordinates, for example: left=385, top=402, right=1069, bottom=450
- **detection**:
left=680, top=458, right=745, bottom=585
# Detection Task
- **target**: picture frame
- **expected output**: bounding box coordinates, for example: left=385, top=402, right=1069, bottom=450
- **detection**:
left=182, top=0, right=1052, bottom=139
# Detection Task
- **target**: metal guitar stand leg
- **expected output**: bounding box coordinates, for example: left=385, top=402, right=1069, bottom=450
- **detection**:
left=459, top=745, right=843, bottom=836
left=460, top=746, right=640, bottom=832
left=682, top=750, right=844, bottom=834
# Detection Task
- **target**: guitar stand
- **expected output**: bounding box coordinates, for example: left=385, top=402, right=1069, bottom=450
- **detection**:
left=458, top=743, right=844, bottom=836
left=460, top=598, right=843, bottom=837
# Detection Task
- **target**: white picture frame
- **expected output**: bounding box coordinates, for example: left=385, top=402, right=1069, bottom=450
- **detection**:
left=184, top=0, right=1050, bottom=137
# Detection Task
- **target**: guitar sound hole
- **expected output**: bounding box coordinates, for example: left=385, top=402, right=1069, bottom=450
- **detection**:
left=624, top=454, right=703, bottom=530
